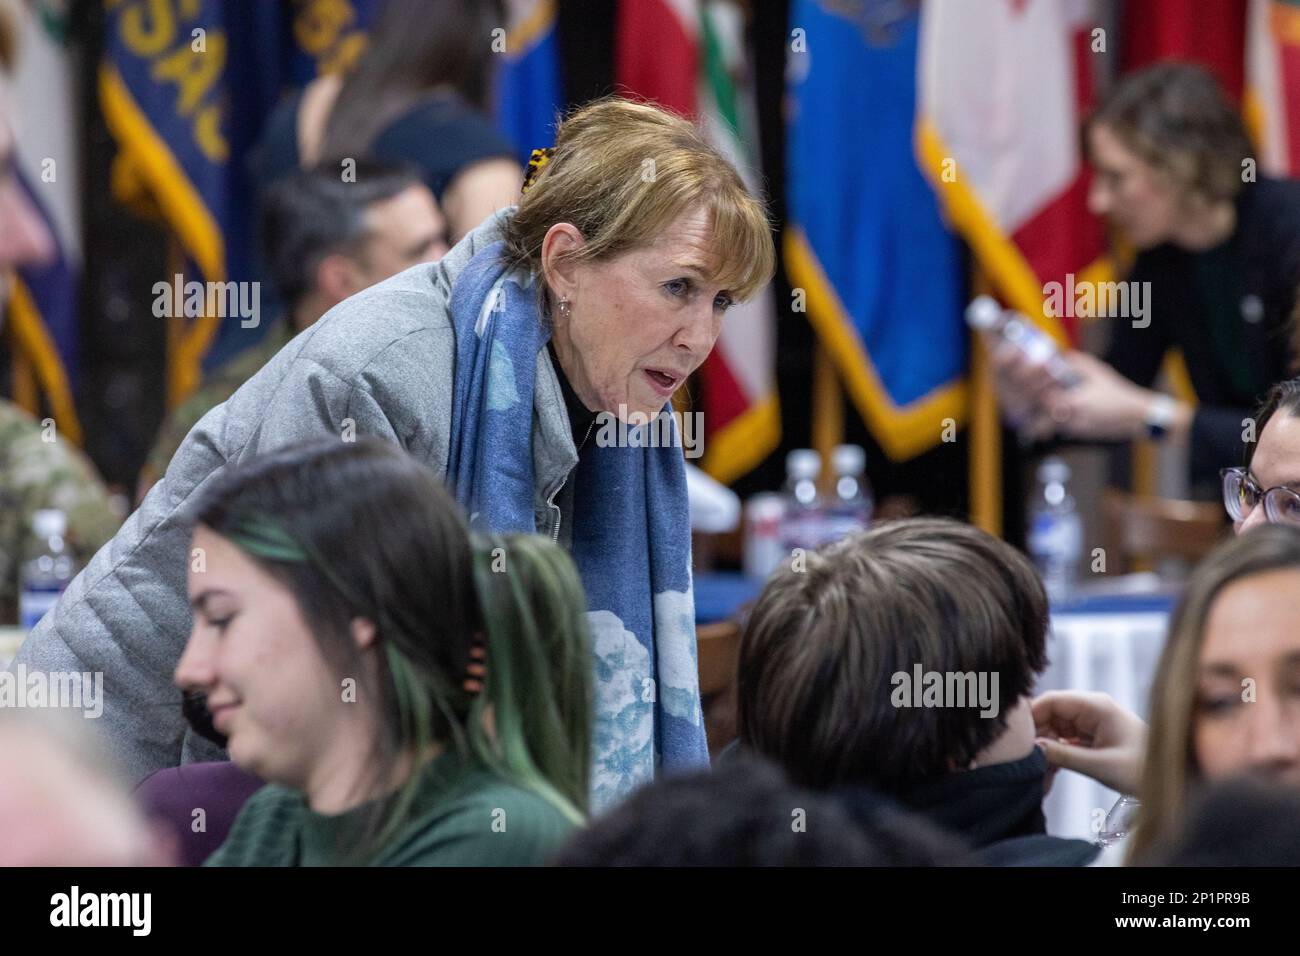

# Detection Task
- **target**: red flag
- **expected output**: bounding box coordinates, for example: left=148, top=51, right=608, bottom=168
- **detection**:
left=616, top=0, right=698, bottom=114
left=614, top=1, right=780, bottom=484
left=1121, top=0, right=1247, bottom=98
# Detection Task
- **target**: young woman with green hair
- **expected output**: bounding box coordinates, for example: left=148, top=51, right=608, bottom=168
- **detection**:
left=175, top=437, right=592, bottom=866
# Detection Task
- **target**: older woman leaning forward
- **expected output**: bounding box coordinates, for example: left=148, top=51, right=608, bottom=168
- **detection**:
left=11, top=97, right=775, bottom=809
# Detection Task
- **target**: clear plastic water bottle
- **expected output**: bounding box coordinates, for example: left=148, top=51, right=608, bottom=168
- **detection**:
left=19, top=509, right=75, bottom=630
left=1028, top=458, right=1082, bottom=601
left=824, top=444, right=874, bottom=542
left=965, top=295, right=1081, bottom=388
left=780, top=449, right=826, bottom=551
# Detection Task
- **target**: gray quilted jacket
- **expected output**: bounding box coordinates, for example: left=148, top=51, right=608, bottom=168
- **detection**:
left=8, top=208, right=582, bottom=782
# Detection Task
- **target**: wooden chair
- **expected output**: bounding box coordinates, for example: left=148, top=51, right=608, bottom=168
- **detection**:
left=697, top=620, right=741, bottom=697
left=691, top=528, right=743, bottom=573
left=697, top=619, right=742, bottom=756
left=1101, top=489, right=1229, bottom=574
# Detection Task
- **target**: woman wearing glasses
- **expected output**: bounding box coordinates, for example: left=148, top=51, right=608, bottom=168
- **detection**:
left=1222, top=378, right=1300, bottom=532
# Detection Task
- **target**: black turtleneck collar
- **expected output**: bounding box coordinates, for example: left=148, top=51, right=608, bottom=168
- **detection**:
left=889, top=747, right=1052, bottom=847
left=828, top=748, right=1099, bottom=865
left=836, top=748, right=1053, bottom=851
left=547, top=341, right=598, bottom=451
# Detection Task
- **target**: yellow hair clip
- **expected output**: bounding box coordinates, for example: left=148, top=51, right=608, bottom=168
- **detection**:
left=522, top=147, right=555, bottom=195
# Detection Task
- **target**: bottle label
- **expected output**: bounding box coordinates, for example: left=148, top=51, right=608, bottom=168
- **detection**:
left=821, top=511, right=870, bottom=544
left=19, top=585, right=63, bottom=631
left=781, top=510, right=824, bottom=552
left=1028, top=513, right=1082, bottom=586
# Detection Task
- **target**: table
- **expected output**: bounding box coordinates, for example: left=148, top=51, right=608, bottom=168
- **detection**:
left=694, top=572, right=763, bottom=626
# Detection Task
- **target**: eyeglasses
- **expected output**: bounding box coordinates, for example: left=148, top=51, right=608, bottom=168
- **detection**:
left=1221, top=467, right=1300, bottom=526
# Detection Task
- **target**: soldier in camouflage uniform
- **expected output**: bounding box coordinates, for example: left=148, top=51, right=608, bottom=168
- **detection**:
left=136, top=161, right=446, bottom=498
left=0, top=400, right=120, bottom=624
left=0, top=12, right=120, bottom=625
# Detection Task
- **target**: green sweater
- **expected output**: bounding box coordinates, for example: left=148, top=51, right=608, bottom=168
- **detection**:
left=204, top=755, right=576, bottom=867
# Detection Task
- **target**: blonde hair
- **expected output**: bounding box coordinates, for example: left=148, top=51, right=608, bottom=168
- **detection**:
left=502, top=96, right=775, bottom=308
left=1129, top=524, right=1300, bottom=862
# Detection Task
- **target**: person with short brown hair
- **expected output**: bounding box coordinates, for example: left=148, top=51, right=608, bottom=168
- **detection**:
left=1221, top=375, right=1300, bottom=533
left=737, top=517, right=1097, bottom=865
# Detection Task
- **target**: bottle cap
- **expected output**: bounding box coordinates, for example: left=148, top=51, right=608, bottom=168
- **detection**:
left=1037, top=457, right=1071, bottom=483
left=964, top=295, right=1003, bottom=331
left=746, top=492, right=786, bottom=522
left=786, top=449, right=821, bottom=480
left=31, top=509, right=67, bottom=539
left=832, top=444, right=866, bottom=476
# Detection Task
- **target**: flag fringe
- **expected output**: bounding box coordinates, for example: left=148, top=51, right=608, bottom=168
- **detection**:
left=7, top=276, right=83, bottom=444
left=98, top=62, right=226, bottom=407
left=785, top=227, right=970, bottom=462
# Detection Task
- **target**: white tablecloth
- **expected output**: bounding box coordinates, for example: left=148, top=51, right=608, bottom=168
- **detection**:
left=1035, top=602, right=1172, bottom=841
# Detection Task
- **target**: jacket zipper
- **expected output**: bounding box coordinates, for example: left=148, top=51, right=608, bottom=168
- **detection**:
left=546, top=418, right=595, bottom=544
left=545, top=478, right=565, bottom=544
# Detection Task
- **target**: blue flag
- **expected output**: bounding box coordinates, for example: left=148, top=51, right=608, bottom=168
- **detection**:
left=8, top=166, right=82, bottom=442
left=495, top=1, right=564, bottom=160
left=100, top=0, right=381, bottom=399
left=785, top=1, right=967, bottom=461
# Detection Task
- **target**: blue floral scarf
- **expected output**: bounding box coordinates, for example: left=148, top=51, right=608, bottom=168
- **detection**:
left=445, top=240, right=709, bottom=810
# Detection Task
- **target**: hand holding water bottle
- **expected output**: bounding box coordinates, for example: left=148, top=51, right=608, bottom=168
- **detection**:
left=966, top=295, right=1078, bottom=439
left=967, top=295, right=1190, bottom=443
left=1043, top=351, right=1190, bottom=441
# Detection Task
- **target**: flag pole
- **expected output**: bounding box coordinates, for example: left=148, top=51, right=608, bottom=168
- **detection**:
left=969, top=272, right=1003, bottom=536
left=812, top=343, right=844, bottom=495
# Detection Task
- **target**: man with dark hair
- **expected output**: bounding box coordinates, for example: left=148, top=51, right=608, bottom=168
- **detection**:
left=552, top=753, right=960, bottom=867
left=737, top=517, right=1098, bottom=866
left=138, top=160, right=447, bottom=498
left=259, top=159, right=448, bottom=324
